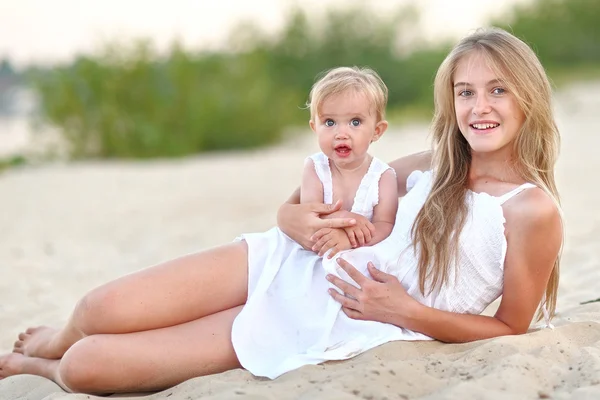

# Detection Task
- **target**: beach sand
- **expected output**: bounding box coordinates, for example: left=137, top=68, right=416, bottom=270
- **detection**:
left=1, top=81, right=599, bottom=399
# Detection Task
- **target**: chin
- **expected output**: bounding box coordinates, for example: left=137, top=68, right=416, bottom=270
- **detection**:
left=469, top=142, right=513, bottom=155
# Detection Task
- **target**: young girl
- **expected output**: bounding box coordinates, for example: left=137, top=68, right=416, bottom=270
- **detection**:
left=1, top=28, right=562, bottom=395
left=301, top=66, right=398, bottom=259
left=232, top=66, right=398, bottom=378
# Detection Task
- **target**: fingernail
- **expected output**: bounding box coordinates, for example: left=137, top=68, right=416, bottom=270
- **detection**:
left=326, top=275, right=332, bottom=281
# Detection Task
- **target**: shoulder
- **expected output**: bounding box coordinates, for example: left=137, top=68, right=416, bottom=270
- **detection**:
left=302, top=156, right=319, bottom=180
left=303, top=156, right=315, bottom=171
left=305, top=152, right=326, bottom=165
left=504, top=187, right=561, bottom=230
left=379, top=168, right=398, bottom=189
left=503, top=187, right=563, bottom=253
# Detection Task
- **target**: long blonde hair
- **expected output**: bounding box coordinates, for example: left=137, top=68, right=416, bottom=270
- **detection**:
left=411, top=27, right=562, bottom=319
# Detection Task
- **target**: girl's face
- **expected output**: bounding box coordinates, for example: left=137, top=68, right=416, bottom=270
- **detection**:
left=453, top=52, right=525, bottom=156
left=310, top=90, right=387, bottom=170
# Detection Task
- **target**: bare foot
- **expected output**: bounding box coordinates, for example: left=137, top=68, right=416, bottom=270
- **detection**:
left=0, top=353, right=27, bottom=378
left=12, top=326, right=63, bottom=359
left=0, top=352, right=64, bottom=390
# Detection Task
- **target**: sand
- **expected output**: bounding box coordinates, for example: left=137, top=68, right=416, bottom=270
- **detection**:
left=1, top=81, right=599, bottom=399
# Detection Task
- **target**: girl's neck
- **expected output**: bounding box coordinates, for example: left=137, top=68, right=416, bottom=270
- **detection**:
left=468, top=149, right=520, bottom=184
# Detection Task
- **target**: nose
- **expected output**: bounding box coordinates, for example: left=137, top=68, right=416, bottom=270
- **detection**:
left=334, top=125, right=350, bottom=139
left=473, top=94, right=492, bottom=116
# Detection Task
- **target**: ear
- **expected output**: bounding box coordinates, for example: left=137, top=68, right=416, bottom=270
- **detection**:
left=372, top=120, right=388, bottom=142
left=309, top=119, right=316, bottom=133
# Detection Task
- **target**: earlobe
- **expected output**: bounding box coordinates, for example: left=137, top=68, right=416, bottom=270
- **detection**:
left=309, top=120, right=316, bottom=133
left=373, top=120, right=389, bottom=141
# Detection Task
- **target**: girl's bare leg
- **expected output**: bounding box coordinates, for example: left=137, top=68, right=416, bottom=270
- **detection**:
left=2, top=306, right=242, bottom=394
left=12, top=242, right=249, bottom=360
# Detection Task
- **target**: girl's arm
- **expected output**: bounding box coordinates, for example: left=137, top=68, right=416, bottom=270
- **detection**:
left=312, top=169, right=397, bottom=250
left=278, top=175, right=354, bottom=250
left=278, top=150, right=432, bottom=249
left=327, top=187, right=562, bottom=342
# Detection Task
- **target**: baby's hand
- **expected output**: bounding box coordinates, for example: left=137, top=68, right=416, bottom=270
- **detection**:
left=311, top=228, right=352, bottom=258
left=343, top=215, right=376, bottom=248
left=324, top=211, right=375, bottom=247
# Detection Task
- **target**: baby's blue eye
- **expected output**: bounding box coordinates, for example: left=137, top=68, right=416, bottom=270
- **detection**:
left=325, top=119, right=335, bottom=127
left=458, top=90, right=473, bottom=97
left=350, top=119, right=361, bottom=127
left=492, top=87, right=506, bottom=95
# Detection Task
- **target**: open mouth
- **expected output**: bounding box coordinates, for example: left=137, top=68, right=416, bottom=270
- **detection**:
left=334, top=145, right=352, bottom=157
left=470, top=123, right=500, bottom=131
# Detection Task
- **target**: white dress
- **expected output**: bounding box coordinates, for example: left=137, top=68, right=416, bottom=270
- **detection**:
left=231, top=161, right=538, bottom=379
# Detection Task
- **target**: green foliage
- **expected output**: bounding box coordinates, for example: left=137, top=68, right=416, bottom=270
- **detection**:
left=27, top=0, right=600, bottom=159
left=494, top=0, right=600, bottom=67
left=30, top=42, right=297, bottom=158
left=29, top=5, right=446, bottom=159
left=0, top=155, right=26, bottom=173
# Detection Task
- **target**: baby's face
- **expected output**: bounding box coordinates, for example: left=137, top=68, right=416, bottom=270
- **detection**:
left=310, top=90, right=385, bottom=170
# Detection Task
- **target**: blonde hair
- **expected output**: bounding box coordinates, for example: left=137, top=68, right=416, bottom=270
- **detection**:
left=411, top=27, right=562, bottom=320
left=307, top=66, right=388, bottom=121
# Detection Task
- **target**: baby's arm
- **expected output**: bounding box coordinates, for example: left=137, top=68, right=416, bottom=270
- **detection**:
left=300, top=158, right=324, bottom=204
left=301, top=159, right=356, bottom=257
left=367, top=169, right=399, bottom=245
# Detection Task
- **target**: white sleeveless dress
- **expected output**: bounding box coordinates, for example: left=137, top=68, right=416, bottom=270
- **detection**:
left=231, top=164, right=539, bottom=379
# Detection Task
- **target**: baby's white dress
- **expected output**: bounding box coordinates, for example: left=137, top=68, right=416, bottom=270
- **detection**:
left=231, top=155, right=537, bottom=379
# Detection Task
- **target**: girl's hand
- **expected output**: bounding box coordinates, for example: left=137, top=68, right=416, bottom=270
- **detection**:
left=311, top=228, right=352, bottom=258
left=277, top=200, right=356, bottom=250
left=326, top=258, right=418, bottom=326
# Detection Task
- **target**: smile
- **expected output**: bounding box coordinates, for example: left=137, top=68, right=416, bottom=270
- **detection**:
left=470, top=123, right=500, bottom=130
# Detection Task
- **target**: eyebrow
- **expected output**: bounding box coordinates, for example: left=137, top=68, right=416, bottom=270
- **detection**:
left=453, top=79, right=503, bottom=88
left=319, top=112, right=369, bottom=118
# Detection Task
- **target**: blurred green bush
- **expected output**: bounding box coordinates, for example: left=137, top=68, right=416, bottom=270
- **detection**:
left=29, top=5, right=447, bottom=159
left=494, top=0, right=600, bottom=67
left=28, top=0, right=600, bottom=159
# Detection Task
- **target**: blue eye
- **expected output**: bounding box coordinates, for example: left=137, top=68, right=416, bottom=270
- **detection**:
left=458, top=90, right=473, bottom=97
left=492, top=87, right=506, bottom=95
left=350, top=118, right=361, bottom=127
left=324, top=119, right=335, bottom=127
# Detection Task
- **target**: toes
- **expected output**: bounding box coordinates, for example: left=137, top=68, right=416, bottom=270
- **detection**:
left=18, top=332, right=30, bottom=341
left=13, top=341, right=24, bottom=354
left=25, top=327, right=37, bottom=334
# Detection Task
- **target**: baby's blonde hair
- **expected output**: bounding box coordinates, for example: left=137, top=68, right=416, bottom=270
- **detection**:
left=307, top=66, right=388, bottom=121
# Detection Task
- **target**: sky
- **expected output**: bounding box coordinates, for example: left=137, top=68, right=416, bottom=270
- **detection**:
left=0, top=0, right=527, bottom=67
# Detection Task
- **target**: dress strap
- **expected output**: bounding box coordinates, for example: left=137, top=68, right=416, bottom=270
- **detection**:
left=308, top=152, right=333, bottom=204
left=351, top=157, right=394, bottom=219
left=497, top=183, right=536, bottom=205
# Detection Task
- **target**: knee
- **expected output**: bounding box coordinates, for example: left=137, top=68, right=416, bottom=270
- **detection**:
left=72, top=285, right=121, bottom=335
left=58, top=336, right=107, bottom=394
